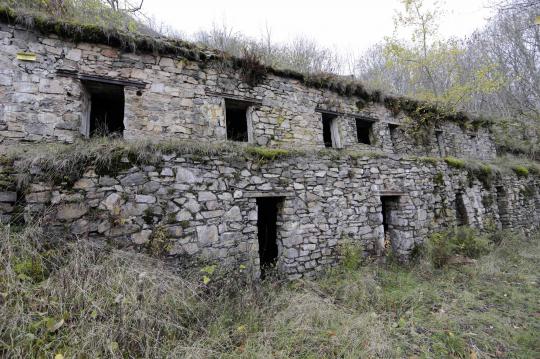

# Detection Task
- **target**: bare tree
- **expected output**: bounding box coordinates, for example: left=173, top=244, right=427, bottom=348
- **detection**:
left=104, top=0, right=144, bottom=13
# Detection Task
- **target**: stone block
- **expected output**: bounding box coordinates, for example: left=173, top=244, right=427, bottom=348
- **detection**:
left=56, top=203, right=87, bottom=220
left=120, top=172, right=147, bottom=186
left=132, top=230, right=152, bottom=244
left=196, top=225, right=218, bottom=246
left=0, top=191, right=16, bottom=202
left=135, top=194, right=156, bottom=204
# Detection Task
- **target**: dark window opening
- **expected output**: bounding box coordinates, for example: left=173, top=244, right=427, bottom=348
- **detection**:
left=388, top=124, right=399, bottom=147
left=380, top=196, right=400, bottom=253
left=455, top=192, right=469, bottom=226
left=322, top=113, right=337, bottom=148
left=356, top=118, right=372, bottom=145
left=257, top=197, right=281, bottom=277
left=225, top=99, right=250, bottom=142
left=83, top=80, right=124, bottom=137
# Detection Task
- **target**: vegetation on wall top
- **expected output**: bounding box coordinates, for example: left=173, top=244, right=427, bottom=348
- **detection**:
left=4, top=139, right=539, bottom=192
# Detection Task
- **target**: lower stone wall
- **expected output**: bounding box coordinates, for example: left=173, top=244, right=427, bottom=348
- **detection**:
left=0, top=152, right=538, bottom=278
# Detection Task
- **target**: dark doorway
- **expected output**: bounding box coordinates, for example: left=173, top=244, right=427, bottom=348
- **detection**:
left=455, top=192, right=469, bottom=226
left=322, top=113, right=337, bottom=148
left=356, top=118, right=373, bottom=145
left=388, top=124, right=399, bottom=148
left=257, top=197, right=281, bottom=277
left=83, top=80, right=124, bottom=137
left=225, top=99, right=250, bottom=142
left=380, top=196, right=400, bottom=253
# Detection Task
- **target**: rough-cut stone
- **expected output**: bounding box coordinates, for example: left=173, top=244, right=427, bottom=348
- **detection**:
left=176, top=167, right=200, bottom=183
left=102, top=193, right=122, bottom=212
left=0, top=192, right=16, bottom=202
left=56, top=203, right=88, bottom=220
left=132, top=230, right=152, bottom=244
left=196, top=225, right=218, bottom=246
left=135, top=194, right=156, bottom=204
left=120, top=173, right=147, bottom=186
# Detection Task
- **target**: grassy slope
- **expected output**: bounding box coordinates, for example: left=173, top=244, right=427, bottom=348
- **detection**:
left=1, top=225, right=538, bottom=358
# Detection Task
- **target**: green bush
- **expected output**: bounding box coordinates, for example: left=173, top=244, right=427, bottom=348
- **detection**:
left=426, top=227, right=491, bottom=268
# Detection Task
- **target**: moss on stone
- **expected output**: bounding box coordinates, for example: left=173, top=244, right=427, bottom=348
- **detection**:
left=245, top=146, right=290, bottom=161
left=512, top=165, right=529, bottom=177
left=444, top=157, right=466, bottom=169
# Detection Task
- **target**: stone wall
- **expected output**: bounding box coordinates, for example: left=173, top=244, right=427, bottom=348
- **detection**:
left=0, top=24, right=495, bottom=160
left=1, top=152, right=537, bottom=278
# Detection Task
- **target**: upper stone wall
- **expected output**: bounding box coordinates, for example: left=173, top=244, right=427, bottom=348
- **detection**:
left=0, top=23, right=496, bottom=160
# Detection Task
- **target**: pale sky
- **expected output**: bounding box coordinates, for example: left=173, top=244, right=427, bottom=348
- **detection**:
left=143, top=0, right=494, bottom=55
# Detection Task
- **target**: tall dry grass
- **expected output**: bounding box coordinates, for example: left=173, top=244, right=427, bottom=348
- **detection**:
left=1, top=223, right=538, bottom=358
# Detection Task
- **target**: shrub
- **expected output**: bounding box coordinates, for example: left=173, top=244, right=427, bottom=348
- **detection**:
left=451, top=227, right=491, bottom=258
left=426, top=227, right=491, bottom=268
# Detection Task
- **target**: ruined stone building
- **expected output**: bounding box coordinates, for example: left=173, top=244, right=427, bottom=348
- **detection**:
left=0, top=12, right=538, bottom=278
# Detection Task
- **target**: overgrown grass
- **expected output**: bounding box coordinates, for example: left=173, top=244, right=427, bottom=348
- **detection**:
left=1, top=224, right=538, bottom=358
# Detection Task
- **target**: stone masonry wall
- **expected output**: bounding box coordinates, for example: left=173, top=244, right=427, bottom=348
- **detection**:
left=0, top=24, right=495, bottom=160
left=1, top=152, right=537, bottom=278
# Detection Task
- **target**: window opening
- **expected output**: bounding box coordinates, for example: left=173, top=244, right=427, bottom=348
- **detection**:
left=356, top=118, right=372, bottom=145
left=82, top=80, right=125, bottom=137
left=225, top=99, right=251, bottom=142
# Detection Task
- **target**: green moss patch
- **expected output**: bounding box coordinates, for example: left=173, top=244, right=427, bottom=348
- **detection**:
left=444, top=156, right=466, bottom=169
left=512, top=165, right=529, bottom=177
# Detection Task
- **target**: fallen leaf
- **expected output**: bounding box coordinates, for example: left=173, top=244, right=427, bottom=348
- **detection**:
left=46, top=318, right=64, bottom=333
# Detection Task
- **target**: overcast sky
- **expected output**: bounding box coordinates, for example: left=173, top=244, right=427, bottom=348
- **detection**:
left=142, top=0, right=494, bottom=55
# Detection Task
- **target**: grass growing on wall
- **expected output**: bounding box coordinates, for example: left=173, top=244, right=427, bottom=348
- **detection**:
left=1, top=224, right=538, bottom=358
left=5, top=139, right=540, bottom=192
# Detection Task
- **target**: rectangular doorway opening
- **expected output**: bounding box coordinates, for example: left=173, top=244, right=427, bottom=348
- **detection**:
left=225, top=99, right=251, bottom=142
left=455, top=192, right=469, bottom=226
left=82, top=80, right=125, bottom=137
left=322, top=113, right=341, bottom=148
left=257, top=197, right=282, bottom=277
left=356, top=118, right=373, bottom=145
left=380, top=195, right=400, bottom=254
